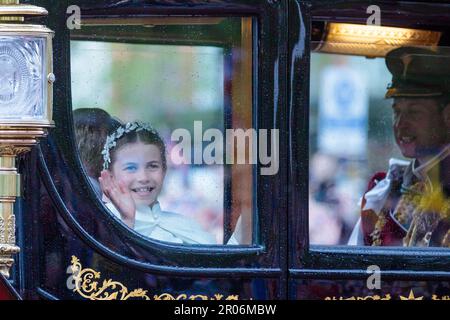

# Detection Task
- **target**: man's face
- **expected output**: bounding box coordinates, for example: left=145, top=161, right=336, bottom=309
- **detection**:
left=392, top=98, right=448, bottom=160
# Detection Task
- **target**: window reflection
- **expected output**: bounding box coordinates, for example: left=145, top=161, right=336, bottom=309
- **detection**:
left=309, top=44, right=450, bottom=248
left=70, top=17, right=254, bottom=245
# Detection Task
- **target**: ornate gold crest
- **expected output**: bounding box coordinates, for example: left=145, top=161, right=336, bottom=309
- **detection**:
left=69, top=256, right=239, bottom=301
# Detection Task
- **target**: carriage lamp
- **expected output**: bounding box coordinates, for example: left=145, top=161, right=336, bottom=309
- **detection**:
left=315, top=23, right=441, bottom=57
left=0, top=0, right=53, bottom=278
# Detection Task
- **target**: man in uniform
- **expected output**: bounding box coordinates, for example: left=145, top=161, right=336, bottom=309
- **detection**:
left=350, top=46, right=450, bottom=247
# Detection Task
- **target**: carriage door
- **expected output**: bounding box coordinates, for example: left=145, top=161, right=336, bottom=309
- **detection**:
left=11, top=0, right=290, bottom=300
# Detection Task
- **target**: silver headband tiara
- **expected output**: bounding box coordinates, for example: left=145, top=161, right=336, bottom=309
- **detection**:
left=102, top=121, right=160, bottom=170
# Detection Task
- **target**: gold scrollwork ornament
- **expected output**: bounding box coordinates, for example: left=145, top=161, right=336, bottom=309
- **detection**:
left=153, top=293, right=238, bottom=300
left=70, top=256, right=239, bottom=301
left=325, top=294, right=391, bottom=301
left=0, top=146, right=31, bottom=156
left=432, top=295, right=450, bottom=300
left=0, top=217, right=4, bottom=243
left=7, top=215, right=15, bottom=244
left=70, top=256, right=150, bottom=300
left=0, top=211, right=16, bottom=245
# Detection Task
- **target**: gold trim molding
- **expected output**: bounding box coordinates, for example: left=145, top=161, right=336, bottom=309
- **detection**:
left=316, top=23, right=442, bottom=58
left=0, top=244, right=19, bottom=278
left=0, top=146, right=30, bottom=156
left=0, top=1, right=19, bottom=5
left=82, top=17, right=226, bottom=27
left=0, top=23, right=54, bottom=34
left=0, top=215, right=16, bottom=244
left=325, top=294, right=392, bottom=300
left=70, top=256, right=239, bottom=301
left=325, top=290, right=450, bottom=300
left=154, top=293, right=238, bottom=300
left=0, top=3, right=48, bottom=17
left=0, top=173, right=20, bottom=197
left=70, top=256, right=150, bottom=300
left=0, top=0, right=53, bottom=279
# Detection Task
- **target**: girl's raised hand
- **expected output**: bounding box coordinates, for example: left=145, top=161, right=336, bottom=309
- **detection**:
left=99, top=170, right=136, bottom=228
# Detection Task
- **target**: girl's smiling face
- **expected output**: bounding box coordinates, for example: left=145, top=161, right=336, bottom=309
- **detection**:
left=111, top=141, right=165, bottom=207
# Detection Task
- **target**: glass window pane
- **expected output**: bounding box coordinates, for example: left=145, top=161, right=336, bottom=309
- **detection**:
left=309, top=42, right=450, bottom=248
left=70, top=17, right=254, bottom=245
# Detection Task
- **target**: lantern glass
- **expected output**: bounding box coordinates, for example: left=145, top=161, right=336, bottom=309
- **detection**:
left=0, top=36, right=47, bottom=121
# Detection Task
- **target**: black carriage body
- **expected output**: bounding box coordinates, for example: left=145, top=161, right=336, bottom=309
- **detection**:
left=4, top=0, right=450, bottom=300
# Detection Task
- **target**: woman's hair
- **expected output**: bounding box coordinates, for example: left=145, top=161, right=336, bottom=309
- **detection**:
left=103, top=122, right=167, bottom=171
left=74, top=108, right=122, bottom=178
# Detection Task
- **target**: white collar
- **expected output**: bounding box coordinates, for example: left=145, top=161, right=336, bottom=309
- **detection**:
left=412, top=144, right=450, bottom=186
left=135, top=201, right=162, bottom=223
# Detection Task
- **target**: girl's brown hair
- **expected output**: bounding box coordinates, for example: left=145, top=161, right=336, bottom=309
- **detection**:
left=109, top=129, right=167, bottom=171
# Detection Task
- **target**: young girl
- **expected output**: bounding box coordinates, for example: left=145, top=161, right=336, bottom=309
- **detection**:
left=99, top=121, right=216, bottom=245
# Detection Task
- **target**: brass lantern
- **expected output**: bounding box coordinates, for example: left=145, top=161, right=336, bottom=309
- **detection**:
left=0, top=0, right=54, bottom=278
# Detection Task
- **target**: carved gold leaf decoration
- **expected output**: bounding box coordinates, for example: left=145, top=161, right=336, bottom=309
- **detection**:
left=0, top=146, right=31, bottom=156
left=70, top=256, right=240, bottom=301
left=71, top=256, right=150, bottom=300
left=432, top=295, right=450, bottom=300
left=0, top=217, right=4, bottom=243
left=154, top=293, right=188, bottom=300
left=7, top=215, right=15, bottom=244
left=0, top=215, right=15, bottom=245
left=400, top=290, right=423, bottom=300
left=153, top=293, right=239, bottom=300
left=325, top=294, right=391, bottom=300
left=325, top=292, right=449, bottom=301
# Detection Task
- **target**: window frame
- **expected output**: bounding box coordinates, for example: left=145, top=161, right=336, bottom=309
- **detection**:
left=289, top=0, right=450, bottom=276
left=35, top=0, right=288, bottom=271
left=70, top=17, right=253, bottom=245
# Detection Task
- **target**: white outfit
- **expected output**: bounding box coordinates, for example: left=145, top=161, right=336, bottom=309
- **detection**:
left=105, top=202, right=216, bottom=245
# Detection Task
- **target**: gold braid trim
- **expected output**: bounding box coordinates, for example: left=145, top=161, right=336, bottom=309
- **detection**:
left=370, top=214, right=387, bottom=246
left=403, top=187, right=450, bottom=247
left=395, top=187, right=424, bottom=224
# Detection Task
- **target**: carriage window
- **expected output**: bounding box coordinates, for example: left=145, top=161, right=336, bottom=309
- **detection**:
left=309, top=40, right=450, bottom=248
left=70, top=17, right=254, bottom=245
